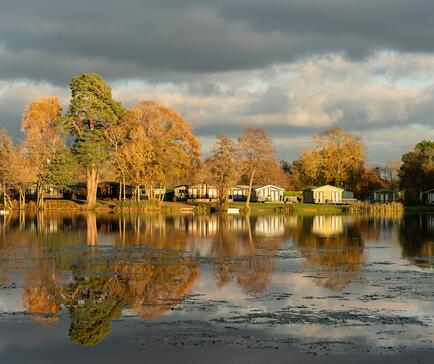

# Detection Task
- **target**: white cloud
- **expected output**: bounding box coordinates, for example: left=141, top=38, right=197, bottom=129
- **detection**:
left=1, top=51, right=434, bottom=163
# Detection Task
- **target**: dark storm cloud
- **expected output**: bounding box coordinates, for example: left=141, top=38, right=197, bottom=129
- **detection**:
left=1, top=0, right=434, bottom=164
left=1, top=0, right=434, bottom=83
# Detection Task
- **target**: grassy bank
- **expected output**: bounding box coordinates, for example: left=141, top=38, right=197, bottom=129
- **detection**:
left=227, top=202, right=347, bottom=214
left=1, top=199, right=86, bottom=211
left=42, top=199, right=85, bottom=210
left=114, top=200, right=161, bottom=212
left=228, top=201, right=286, bottom=212
left=348, top=202, right=404, bottom=217
left=6, top=197, right=433, bottom=215
left=291, top=203, right=347, bottom=214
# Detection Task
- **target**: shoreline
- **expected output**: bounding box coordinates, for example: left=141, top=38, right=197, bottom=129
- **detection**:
left=2, top=199, right=434, bottom=214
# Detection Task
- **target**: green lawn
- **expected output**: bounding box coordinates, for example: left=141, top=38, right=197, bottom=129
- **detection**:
left=228, top=201, right=348, bottom=214
left=228, top=201, right=286, bottom=210
left=283, top=191, right=303, bottom=197
left=6, top=198, right=350, bottom=215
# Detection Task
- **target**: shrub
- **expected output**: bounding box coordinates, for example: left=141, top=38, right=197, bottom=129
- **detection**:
left=349, top=201, right=404, bottom=217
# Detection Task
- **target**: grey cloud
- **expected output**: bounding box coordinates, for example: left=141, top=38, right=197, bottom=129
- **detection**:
left=0, top=81, right=68, bottom=140
left=246, top=87, right=291, bottom=115
left=1, top=1, right=434, bottom=165
left=1, top=1, right=434, bottom=83
left=0, top=2, right=292, bottom=84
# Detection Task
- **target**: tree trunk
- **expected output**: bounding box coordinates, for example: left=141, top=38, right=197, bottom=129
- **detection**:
left=245, top=169, right=255, bottom=210
left=2, top=183, right=12, bottom=210
left=36, top=182, right=45, bottom=209
left=2, top=181, right=12, bottom=210
left=6, top=194, right=12, bottom=210
left=218, top=185, right=227, bottom=208
left=160, top=185, right=166, bottom=202
left=135, top=185, right=141, bottom=202
left=123, top=175, right=126, bottom=201
left=145, top=184, right=150, bottom=200
left=18, top=188, right=26, bottom=210
left=86, top=168, right=98, bottom=207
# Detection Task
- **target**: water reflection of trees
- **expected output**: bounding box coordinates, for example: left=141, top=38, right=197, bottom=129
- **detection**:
left=2, top=212, right=201, bottom=346
left=3, top=211, right=433, bottom=347
left=63, top=260, right=123, bottom=347
left=8, top=213, right=286, bottom=330
left=210, top=214, right=285, bottom=294
left=21, top=249, right=200, bottom=346
left=58, top=253, right=200, bottom=346
left=22, top=260, right=62, bottom=324
left=399, top=214, right=434, bottom=268
left=110, top=214, right=286, bottom=295
left=290, top=216, right=366, bottom=291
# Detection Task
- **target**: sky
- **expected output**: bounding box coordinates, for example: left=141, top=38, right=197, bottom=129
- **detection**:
left=1, top=0, right=434, bottom=164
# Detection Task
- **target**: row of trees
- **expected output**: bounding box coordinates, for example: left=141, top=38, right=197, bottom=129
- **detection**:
left=0, top=73, right=432, bottom=208
left=281, top=127, right=432, bottom=203
left=0, top=74, right=289, bottom=210
left=204, top=129, right=286, bottom=208
left=0, top=97, right=75, bottom=209
left=0, top=75, right=202, bottom=208
left=64, top=74, right=203, bottom=206
left=280, top=127, right=394, bottom=200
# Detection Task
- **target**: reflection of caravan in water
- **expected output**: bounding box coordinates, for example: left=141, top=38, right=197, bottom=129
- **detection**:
left=184, top=216, right=218, bottom=237
left=226, top=216, right=247, bottom=232
left=174, top=215, right=248, bottom=237
left=312, top=215, right=344, bottom=237
left=254, top=216, right=285, bottom=236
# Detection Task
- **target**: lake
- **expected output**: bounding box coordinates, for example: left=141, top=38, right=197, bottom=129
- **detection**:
left=0, top=212, right=433, bottom=363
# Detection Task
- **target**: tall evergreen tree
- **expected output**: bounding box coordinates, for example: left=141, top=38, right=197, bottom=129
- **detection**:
left=66, top=74, right=125, bottom=206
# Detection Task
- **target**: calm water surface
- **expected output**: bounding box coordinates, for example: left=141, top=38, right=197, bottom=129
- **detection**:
left=0, top=212, right=433, bottom=363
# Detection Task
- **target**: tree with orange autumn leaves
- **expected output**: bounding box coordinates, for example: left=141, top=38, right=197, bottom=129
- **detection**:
left=204, top=134, right=240, bottom=207
left=104, top=100, right=201, bottom=202
left=287, top=127, right=397, bottom=198
left=291, top=127, right=365, bottom=189
left=238, top=128, right=278, bottom=209
left=0, top=97, right=75, bottom=209
left=0, top=130, right=35, bottom=209
left=125, top=101, right=201, bottom=200
left=21, top=97, right=73, bottom=208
